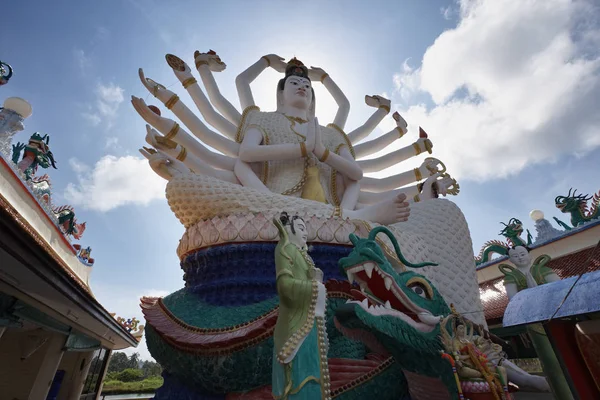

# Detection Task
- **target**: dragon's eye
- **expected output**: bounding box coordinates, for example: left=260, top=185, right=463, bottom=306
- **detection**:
left=406, top=277, right=433, bottom=300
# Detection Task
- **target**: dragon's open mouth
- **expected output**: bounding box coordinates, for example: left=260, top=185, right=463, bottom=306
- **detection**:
left=343, top=261, right=440, bottom=333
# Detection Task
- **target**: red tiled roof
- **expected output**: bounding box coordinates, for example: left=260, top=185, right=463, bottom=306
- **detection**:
left=479, top=245, right=600, bottom=322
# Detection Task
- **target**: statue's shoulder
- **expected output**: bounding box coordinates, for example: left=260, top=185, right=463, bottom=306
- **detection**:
left=323, top=123, right=355, bottom=158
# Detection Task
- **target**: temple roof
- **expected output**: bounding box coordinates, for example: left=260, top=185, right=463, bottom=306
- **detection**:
left=479, top=245, right=600, bottom=323
left=504, top=269, right=600, bottom=326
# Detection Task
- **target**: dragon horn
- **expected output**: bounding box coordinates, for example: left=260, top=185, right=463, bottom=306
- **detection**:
left=367, top=226, right=438, bottom=268
left=567, top=188, right=573, bottom=197
left=500, top=222, right=508, bottom=227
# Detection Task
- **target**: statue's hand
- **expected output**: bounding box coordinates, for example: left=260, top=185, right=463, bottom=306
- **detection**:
left=304, top=118, right=317, bottom=153
left=262, top=54, right=286, bottom=73
left=365, top=95, right=391, bottom=110
left=195, top=50, right=227, bottom=72
left=415, top=137, right=433, bottom=155
left=308, top=66, right=327, bottom=82
left=131, top=96, right=174, bottom=133
left=165, top=54, right=194, bottom=80
left=311, top=117, right=324, bottom=156
left=420, top=157, right=444, bottom=176
left=393, top=112, right=408, bottom=135
left=139, top=147, right=187, bottom=181
left=138, top=69, right=176, bottom=104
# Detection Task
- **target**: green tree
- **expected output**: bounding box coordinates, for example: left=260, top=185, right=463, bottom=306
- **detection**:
left=114, top=368, right=144, bottom=382
left=141, top=360, right=162, bottom=378
left=127, top=352, right=141, bottom=369
left=107, top=352, right=130, bottom=373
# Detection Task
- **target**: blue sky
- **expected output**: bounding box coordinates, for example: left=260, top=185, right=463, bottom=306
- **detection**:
left=2, top=0, right=599, bottom=359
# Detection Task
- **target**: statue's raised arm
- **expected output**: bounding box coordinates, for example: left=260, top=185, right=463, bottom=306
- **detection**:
left=308, top=66, right=350, bottom=129
left=347, top=95, right=391, bottom=144
left=131, top=96, right=235, bottom=171
left=235, top=54, right=286, bottom=110
left=193, top=50, right=242, bottom=125
left=163, top=53, right=238, bottom=139
left=136, top=69, right=239, bottom=156
left=354, top=111, right=408, bottom=158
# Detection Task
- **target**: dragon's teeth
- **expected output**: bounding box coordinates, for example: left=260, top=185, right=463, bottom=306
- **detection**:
left=364, top=262, right=374, bottom=278
left=384, top=276, right=393, bottom=290
left=385, top=300, right=392, bottom=309
left=347, top=271, right=355, bottom=284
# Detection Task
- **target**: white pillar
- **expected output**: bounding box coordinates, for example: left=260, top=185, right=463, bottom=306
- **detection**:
left=67, top=351, right=94, bottom=400
left=27, top=332, right=67, bottom=400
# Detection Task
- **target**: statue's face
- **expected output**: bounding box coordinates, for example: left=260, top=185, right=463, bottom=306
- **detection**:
left=456, top=324, right=466, bottom=337
left=508, top=246, right=531, bottom=268
left=287, top=218, right=308, bottom=249
left=282, top=76, right=312, bottom=109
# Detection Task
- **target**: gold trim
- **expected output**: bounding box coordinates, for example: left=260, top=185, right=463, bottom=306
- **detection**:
left=413, top=194, right=420, bottom=203
left=413, top=168, right=422, bottom=181
left=165, top=94, right=179, bottom=110
left=396, top=126, right=405, bottom=138
left=326, top=123, right=355, bottom=159
left=261, top=55, right=271, bottom=67
left=195, top=59, right=208, bottom=70
left=406, top=276, right=434, bottom=299
left=181, top=77, right=197, bottom=89
left=176, top=146, right=187, bottom=161
left=286, top=116, right=307, bottom=140
left=235, top=105, right=260, bottom=143
left=320, top=73, right=329, bottom=83
left=319, top=148, right=330, bottom=163
left=379, top=104, right=390, bottom=113
left=412, top=142, right=422, bottom=155
left=300, top=142, right=307, bottom=158
left=329, top=144, right=347, bottom=207
left=155, top=136, right=177, bottom=149
left=165, top=122, right=180, bottom=140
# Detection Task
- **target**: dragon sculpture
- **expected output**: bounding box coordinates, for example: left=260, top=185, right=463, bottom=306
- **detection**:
left=53, top=205, right=86, bottom=240
left=8, top=132, right=87, bottom=240
left=336, top=227, right=542, bottom=399
left=11, top=132, right=57, bottom=181
left=474, top=218, right=532, bottom=266
left=554, top=188, right=600, bottom=228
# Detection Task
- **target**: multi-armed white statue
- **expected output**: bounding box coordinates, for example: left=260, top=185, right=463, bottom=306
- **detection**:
left=132, top=51, right=485, bottom=324
left=132, top=52, right=458, bottom=225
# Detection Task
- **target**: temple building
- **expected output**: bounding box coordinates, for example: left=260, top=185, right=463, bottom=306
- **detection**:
left=475, top=200, right=600, bottom=396
left=0, top=87, right=142, bottom=398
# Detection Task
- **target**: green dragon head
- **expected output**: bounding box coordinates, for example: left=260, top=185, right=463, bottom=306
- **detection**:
left=335, top=227, right=451, bottom=359
left=499, top=218, right=523, bottom=242
left=555, top=188, right=591, bottom=215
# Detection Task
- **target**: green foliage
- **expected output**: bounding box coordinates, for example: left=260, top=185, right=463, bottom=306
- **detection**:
left=114, top=368, right=144, bottom=382
left=101, top=376, right=164, bottom=395
left=141, top=360, right=163, bottom=378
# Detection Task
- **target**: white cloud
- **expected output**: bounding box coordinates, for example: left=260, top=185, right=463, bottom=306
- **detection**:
left=74, top=48, right=91, bottom=74
left=81, top=82, right=125, bottom=128
left=104, top=136, right=119, bottom=150
left=64, top=155, right=166, bottom=212
left=389, top=0, right=600, bottom=182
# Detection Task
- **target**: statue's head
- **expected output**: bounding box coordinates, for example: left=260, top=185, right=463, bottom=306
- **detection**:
left=276, top=58, right=315, bottom=117
left=508, top=245, right=532, bottom=268
left=279, top=211, right=308, bottom=250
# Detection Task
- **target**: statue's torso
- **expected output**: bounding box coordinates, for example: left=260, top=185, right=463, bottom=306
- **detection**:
left=241, top=110, right=353, bottom=206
